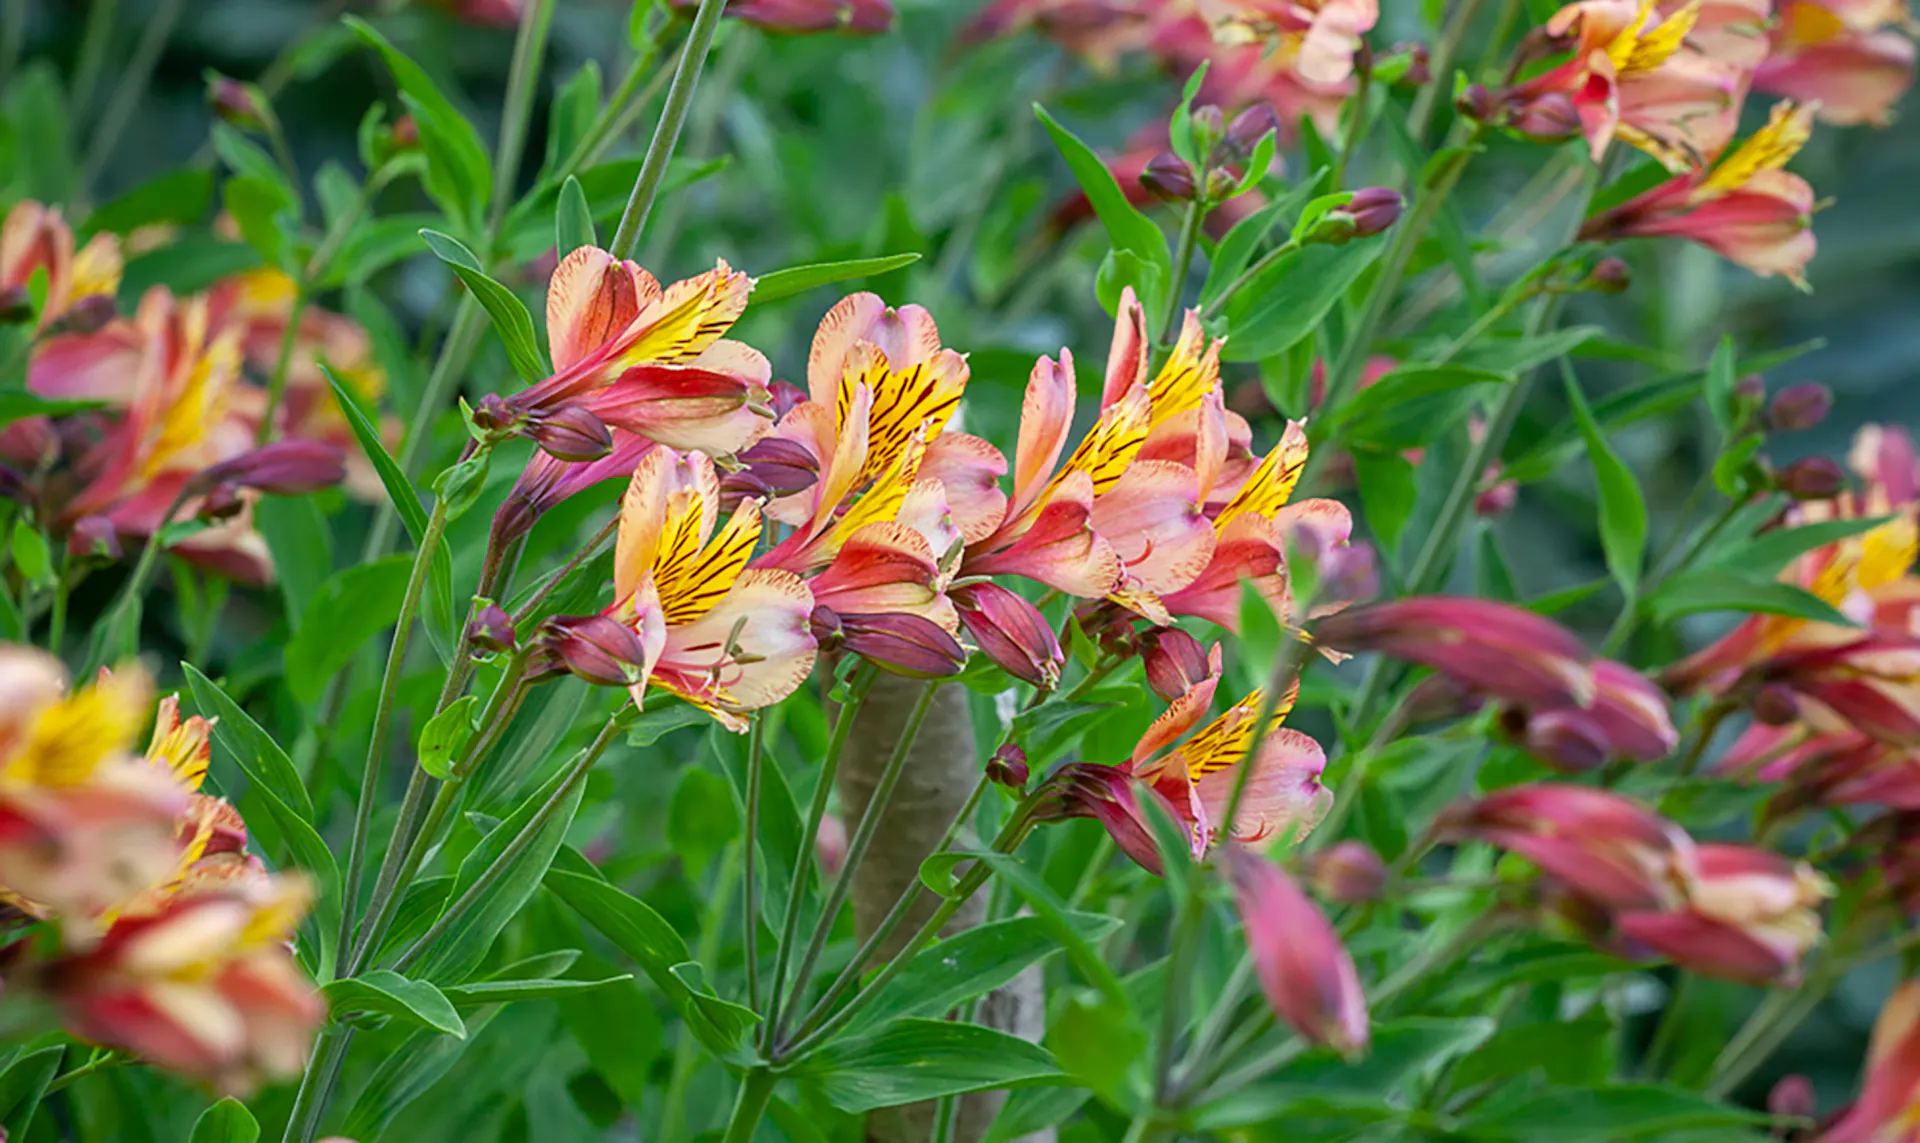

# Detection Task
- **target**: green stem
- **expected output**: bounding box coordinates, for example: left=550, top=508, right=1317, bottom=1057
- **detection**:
left=1159, top=200, right=1204, bottom=344
left=488, top=0, right=559, bottom=238
left=47, top=548, right=69, bottom=656
left=281, top=1024, right=353, bottom=1143
left=761, top=663, right=878, bottom=1051
left=69, top=0, right=119, bottom=128
left=392, top=714, right=622, bottom=972
left=1704, top=979, right=1831, bottom=1099
left=93, top=484, right=192, bottom=669
left=337, top=495, right=450, bottom=954
left=776, top=679, right=944, bottom=1045
left=1199, top=240, right=1299, bottom=323
left=78, top=0, right=185, bottom=196
left=258, top=296, right=312, bottom=446
left=1406, top=0, right=1489, bottom=145
left=743, top=714, right=766, bottom=1012
left=43, top=1051, right=122, bottom=1095
left=1152, top=872, right=1207, bottom=1105
left=609, top=0, right=730, bottom=257
left=720, top=1067, right=777, bottom=1143
left=510, top=513, right=620, bottom=626
left=663, top=842, right=744, bottom=1143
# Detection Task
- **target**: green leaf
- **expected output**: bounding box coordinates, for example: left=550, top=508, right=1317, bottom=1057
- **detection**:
left=9, top=519, right=52, bottom=588
left=342, top=1008, right=502, bottom=1141
left=1035, top=103, right=1170, bottom=317
left=0, top=392, right=105, bottom=427
left=752, top=253, right=922, bottom=305
left=324, top=970, right=466, bottom=1036
left=1712, top=515, right=1894, bottom=576
left=1646, top=569, right=1855, bottom=626
left=796, top=1018, right=1065, bottom=1113
left=83, top=168, right=216, bottom=238
left=182, top=663, right=314, bottom=820
left=419, top=695, right=479, bottom=780
left=1353, top=451, right=1417, bottom=555
left=544, top=869, right=764, bottom=1065
left=1198, top=177, right=1322, bottom=307
left=1449, top=1012, right=1617, bottom=1090
left=1452, top=325, right=1603, bottom=375
left=1221, top=242, right=1380, bottom=363
left=1238, top=577, right=1284, bottom=689
left=224, top=175, right=295, bottom=270
left=1705, top=335, right=1739, bottom=437
left=666, top=766, right=739, bottom=879
left=1463, top=1084, right=1766, bottom=1142
left=253, top=495, right=333, bottom=625
left=544, top=62, right=603, bottom=176
left=189, top=1097, right=260, bottom=1143
left=1711, top=435, right=1764, bottom=498
left=1196, top=1017, right=1496, bottom=1129
left=119, top=236, right=262, bottom=302
left=2, top=64, right=75, bottom=202
left=1095, top=247, right=1166, bottom=321
left=555, top=175, right=596, bottom=257
left=1336, top=365, right=1509, bottom=452
left=323, top=364, right=427, bottom=544
left=625, top=701, right=710, bottom=746
left=0, top=1047, right=62, bottom=1138
left=443, top=973, right=633, bottom=1009
left=560, top=975, right=665, bottom=1105
left=948, top=851, right=1129, bottom=1007
left=348, top=17, right=490, bottom=228
left=984, top=1087, right=1093, bottom=1143
left=852, top=912, right=1121, bottom=1034
left=1169, top=62, right=1210, bottom=165
left=419, top=229, right=549, bottom=385
left=283, top=555, right=413, bottom=705
left=1564, top=368, right=1648, bottom=593
left=1048, top=990, right=1148, bottom=1105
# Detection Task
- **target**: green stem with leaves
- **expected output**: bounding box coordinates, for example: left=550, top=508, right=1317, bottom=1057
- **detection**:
left=610, top=0, right=730, bottom=257
left=1160, top=200, right=1205, bottom=342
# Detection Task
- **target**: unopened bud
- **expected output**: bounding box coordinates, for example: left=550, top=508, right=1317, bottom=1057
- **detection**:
left=201, top=439, right=348, bottom=496
left=1475, top=476, right=1518, bottom=517
left=1140, top=152, right=1198, bottom=203
left=0, top=286, right=34, bottom=325
left=527, top=405, right=614, bottom=462
left=434, top=452, right=493, bottom=519
left=1223, top=104, right=1282, bottom=161
left=1342, top=187, right=1405, bottom=239
left=50, top=294, right=117, bottom=336
left=1509, top=92, right=1581, bottom=142
left=953, top=583, right=1063, bottom=690
left=1767, top=1074, right=1815, bottom=1122
left=391, top=114, right=420, bottom=151
left=198, top=483, right=246, bottom=522
left=986, top=744, right=1030, bottom=791
left=732, top=437, right=819, bottom=499
left=1140, top=627, right=1214, bottom=702
left=1456, top=83, right=1497, bottom=122
left=1734, top=374, right=1767, bottom=405
left=1392, top=41, right=1431, bottom=86
left=469, top=392, right=519, bottom=436
left=536, top=614, right=648, bottom=686
left=808, top=604, right=845, bottom=650
left=70, top=515, right=121, bottom=560
left=1308, top=840, right=1387, bottom=903
left=1775, top=456, right=1846, bottom=500
left=837, top=611, right=967, bottom=678
left=1586, top=257, right=1631, bottom=294
left=1523, top=709, right=1612, bottom=773
left=1191, top=104, right=1227, bottom=156
left=815, top=815, right=849, bottom=877
left=206, top=74, right=270, bottom=132
left=466, top=602, right=516, bottom=656
left=1767, top=383, right=1833, bottom=433
left=1753, top=682, right=1801, bottom=726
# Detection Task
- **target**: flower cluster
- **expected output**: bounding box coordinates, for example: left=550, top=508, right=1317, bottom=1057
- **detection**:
left=1, top=203, right=358, bottom=585
left=0, top=645, right=323, bottom=1093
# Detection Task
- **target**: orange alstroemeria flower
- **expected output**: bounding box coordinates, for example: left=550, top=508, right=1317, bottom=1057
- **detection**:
left=1755, top=0, right=1917, bottom=126
left=1196, top=0, right=1380, bottom=85
left=1820, top=980, right=1920, bottom=1143
left=509, top=246, right=770, bottom=457
left=0, top=201, right=123, bottom=329
left=609, top=448, right=817, bottom=731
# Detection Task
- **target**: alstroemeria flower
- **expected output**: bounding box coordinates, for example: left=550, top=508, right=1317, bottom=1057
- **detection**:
left=1503, top=659, right=1680, bottom=771
left=1196, top=0, right=1380, bottom=85
left=1226, top=845, right=1370, bottom=1056
left=507, top=247, right=769, bottom=457
left=0, top=649, right=190, bottom=933
left=0, top=200, right=123, bottom=329
left=1580, top=101, right=1820, bottom=283
left=1493, top=0, right=1747, bottom=169
left=1440, top=784, right=1693, bottom=911
left=1315, top=596, right=1596, bottom=709
left=49, top=874, right=324, bottom=1095
left=1819, top=980, right=1920, bottom=1143
left=1755, top=0, right=1917, bottom=126
left=603, top=448, right=816, bottom=731
left=1614, top=843, right=1831, bottom=984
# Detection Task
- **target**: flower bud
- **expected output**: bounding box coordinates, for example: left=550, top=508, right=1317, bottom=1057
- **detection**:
left=954, top=583, right=1063, bottom=690
left=1139, top=152, right=1198, bottom=203
left=1733, top=373, right=1768, bottom=409
left=1191, top=104, right=1227, bottom=156
left=527, top=405, right=614, bottom=463
left=1227, top=848, right=1370, bottom=1058
left=536, top=614, right=649, bottom=686
left=1766, top=383, right=1833, bottom=433
left=1315, top=597, right=1593, bottom=709
left=1509, top=92, right=1582, bottom=142
left=1456, top=83, right=1497, bottom=121
left=1753, top=682, right=1800, bottom=726
left=1523, top=709, right=1614, bottom=773
left=1392, top=41, right=1431, bottom=85
left=1767, top=1074, right=1815, bottom=1122
left=1140, top=627, right=1214, bottom=702
left=1348, top=187, right=1405, bottom=237
left=732, top=436, right=820, bottom=499
left=1775, top=456, right=1846, bottom=500
left=815, top=814, right=849, bottom=876
left=201, top=439, right=348, bottom=496
left=391, top=114, right=421, bottom=152
left=469, top=392, right=519, bottom=435
left=835, top=610, right=968, bottom=678
left=69, top=515, right=121, bottom=560
left=987, top=744, right=1030, bottom=791
left=466, top=602, right=517, bottom=656
left=0, top=286, right=35, bottom=325
left=1475, top=477, right=1518, bottom=517
left=198, top=484, right=246, bottom=521
left=56, top=294, right=117, bottom=336
left=1223, top=104, right=1282, bottom=161
left=808, top=604, right=845, bottom=649
left=1308, top=840, right=1387, bottom=903
left=1586, top=257, right=1632, bottom=294
left=206, top=74, right=270, bottom=132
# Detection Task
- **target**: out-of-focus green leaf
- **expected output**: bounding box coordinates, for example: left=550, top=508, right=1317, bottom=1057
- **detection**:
left=0, top=1047, right=62, bottom=1139
left=253, top=495, right=334, bottom=626
left=283, top=555, right=412, bottom=704
left=1646, top=569, right=1854, bottom=626
left=1711, top=515, right=1893, bottom=576
left=348, top=17, right=491, bottom=229
left=419, top=229, right=549, bottom=384
left=188, top=1098, right=259, bottom=1143
left=1462, top=1084, right=1767, bottom=1142
left=556, top=175, right=596, bottom=257
left=666, top=765, right=739, bottom=879
left=182, top=663, right=313, bottom=820
left=120, top=237, right=263, bottom=302
left=1221, top=242, right=1379, bottom=362
left=1336, top=366, right=1510, bottom=452
left=83, top=168, right=215, bottom=238
left=1565, top=368, right=1648, bottom=593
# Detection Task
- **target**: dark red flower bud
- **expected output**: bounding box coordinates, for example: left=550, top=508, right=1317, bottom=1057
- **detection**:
left=469, top=393, right=518, bottom=435
left=56, top=294, right=117, bottom=335
left=1348, top=187, right=1404, bottom=237
left=954, top=583, right=1063, bottom=690
left=1139, top=152, right=1198, bottom=203
left=0, top=286, right=34, bottom=325
left=69, top=515, right=121, bottom=560
left=1140, top=627, right=1214, bottom=702
left=1523, top=709, right=1613, bottom=773
left=1509, top=92, right=1581, bottom=141
left=536, top=614, right=649, bottom=686
left=201, top=439, right=348, bottom=496
left=1753, top=682, right=1801, bottom=726
left=1767, top=1074, right=1815, bottom=1122
left=987, top=744, right=1030, bottom=791
left=1735, top=374, right=1768, bottom=405
left=808, top=604, right=845, bottom=649
left=527, top=405, right=614, bottom=463
left=838, top=611, right=967, bottom=678
left=467, top=602, right=517, bottom=656
left=1393, top=41, right=1431, bottom=85
left=1308, top=840, right=1387, bottom=903
left=1475, top=477, right=1518, bottom=517
left=1224, top=104, right=1282, bottom=161
left=733, top=436, right=820, bottom=498
left=198, top=484, right=246, bottom=522
left=768, top=380, right=807, bottom=418
left=1586, top=257, right=1632, bottom=294
left=1456, top=83, right=1497, bottom=121
left=1775, top=456, right=1846, bottom=500
left=206, top=74, right=269, bottom=131
left=0, top=464, right=28, bottom=506
left=1767, top=383, right=1833, bottom=433
left=391, top=114, right=421, bottom=151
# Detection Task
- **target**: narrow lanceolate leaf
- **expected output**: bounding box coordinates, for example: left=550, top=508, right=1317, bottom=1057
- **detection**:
left=1646, top=569, right=1856, bottom=627
left=555, top=175, right=597, bottom=257
left=849, top=912, right=1121, bottom=1034
left=419, top=229, right=551, bottom=384
left=182, top=664, right=313, bottom=820
left=795, top=1018, right=1067, bottom=1113
left=1034, top=103, right=1171, bottom=318
left=347, top=17, right=491, bottom=229
left=1704, top=335, right=1739, bottom=438
left=324, top=970, right=467, bottom=1036
left=752, top=253, right=921, bottom=305
left=1710, top=515, right=1894, bottom=577
left=442, top=974, right=634, bottom=1009
left=0, top=1047, right=62, bottom=1138
left=322, top=364, right=428, bottom=544
left=1564, top=368, right=1648, bottom=593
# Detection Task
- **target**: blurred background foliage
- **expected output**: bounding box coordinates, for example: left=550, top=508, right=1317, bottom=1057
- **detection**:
left=6, top=0, right=1915, bottom=1120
